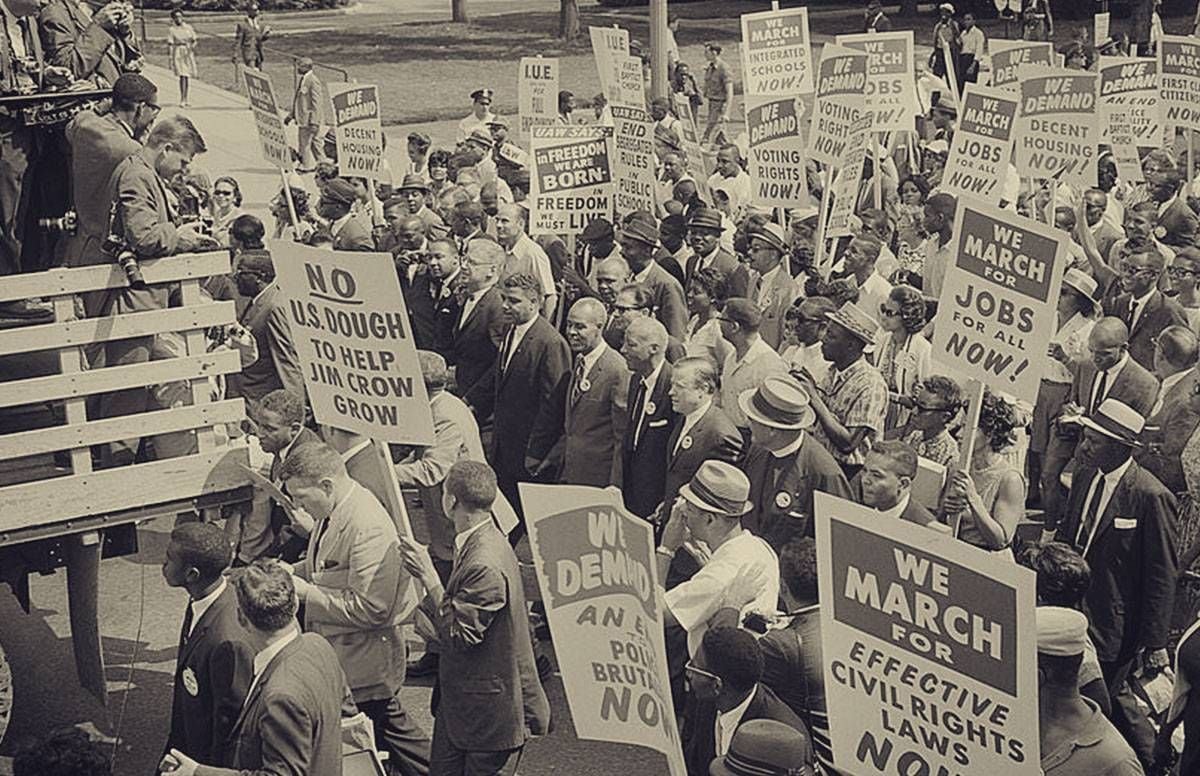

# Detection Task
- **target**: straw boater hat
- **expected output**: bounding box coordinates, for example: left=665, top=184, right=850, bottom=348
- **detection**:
left=825, top=301, right=879, bottom=345
left=739, top=376, right=815, bottom=431
left=1075, top=398, right=1145, bottom=448
left=679, top=460, right=753, bottom=517
left=748, top=222, right=787, bottom=254
left=1061, top=268, right=1099, bottom=311
left=397, top=174, right=430, bottom=193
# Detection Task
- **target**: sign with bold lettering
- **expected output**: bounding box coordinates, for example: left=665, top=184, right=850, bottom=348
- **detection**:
left=591, top=26, right=632, bottom=107
left=744, top=96, right=809, bottom=208
left=930, top=198, right=1065, bottom=403
left=836, top=31, right=920, bottom=131
left=272, top=242, right=435, bottom=445
left=243, top=69, right=291, bottom=170
left=942, top=84, right=1019, bottom=205
left=988, top=40, right=1054, bottom=90
left=329, top=83, right=383, bottom=178
left=1014, top=65, right=1098, bottom=187
left=740, top=7, right=813, bottom=96
left=530, top=125, right=614, bottom=235
left=1099, top=56, right=1160, bottom=183
left=611, top=105, right=656, bottom=216
left=1158, top=35, right=1200, bottom=133
left=826, top=115, right=872, bottom=239
left=522, top=484, right=686, bottom=776
left=807, top=44, right=868, bottom=167
left=816, top=491, right=1040, bottom=776
left=519, top=57, right=559, bottom=138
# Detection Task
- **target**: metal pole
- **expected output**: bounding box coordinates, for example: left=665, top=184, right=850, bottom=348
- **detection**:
left=649, top=0, right=668, bottom=100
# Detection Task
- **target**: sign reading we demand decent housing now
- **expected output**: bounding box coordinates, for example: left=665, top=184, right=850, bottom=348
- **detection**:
left=815, top=492, right=1040, bottom=776
left=329, top=83, right=384, bottom=178
left=273, top=242, right=435, bottom=445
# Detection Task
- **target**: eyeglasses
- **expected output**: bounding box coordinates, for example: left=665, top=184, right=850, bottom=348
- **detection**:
left=684, top=662, right=719, bottom=683
left=614, top=304, right=643, bottom=313
left=914, top=402, right=950, bottom=414
left=214, top=189, right=235, bottom=197
left=1168, top=267, right=1195, bottom=278
left=141, top=101, right=161, bottom=114
left=879, top=305, right=902, bottom=318
left=1117, top=262, right=1157, bottom=277
left=1192, top=381, right=1200, bottom=397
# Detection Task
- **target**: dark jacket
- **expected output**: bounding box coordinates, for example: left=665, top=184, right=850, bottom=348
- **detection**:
left=1155, top=196, right=1200, bottom=248
left=551, top=344, right=630, bottom=487
left=405, top=269, right=461, bottom=355
left=1137, top=370, right=1200, bottom=494
left=744, top=437, right=852, bottom=549
left=332, top=214, right=375, bottom=251
left=682, top=683, right=812, bottom=776
left=39, top=0, right=124, bottom=85
left=226, top=281, right=305, bottom=403
left=684, top=247, right=751, bottom=299
left=1102, top=290, right=1189, bottom=372
left=636, top=260, right=689, bottom=340
left=663, top=402, right=743, bottom=509
left=621, top=361, right=680, bottom=518
left=451, top=285, right=505, bottom=402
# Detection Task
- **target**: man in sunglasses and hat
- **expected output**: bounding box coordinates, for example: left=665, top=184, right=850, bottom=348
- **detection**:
left=390, top=173, right=444, bottom=237
left=1056, top=397, right=1179, bottom=767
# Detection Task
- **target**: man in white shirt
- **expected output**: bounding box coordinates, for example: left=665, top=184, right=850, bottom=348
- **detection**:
left=842, top=235, right=894, bottom=328
left=456, top=88, right=496, bottom=144
left=495, top=202, right=557, bottom=318
left=919, top=192, right=957, bottom=300
left=718, top=298, right=788, bottom=434
left=706, top=145, right=752, bottom=221
left=959, top=12, right=986, bottom=83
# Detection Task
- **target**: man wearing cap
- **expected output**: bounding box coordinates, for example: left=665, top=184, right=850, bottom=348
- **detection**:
left=457, top=88, right=495, bottom=145
left=701, top=41, right=733, bottom=146
left=226, top=248, right=304, bottom=403
left=619, top=317, right=679, bottom=519
left=620, top=210, right=688, bottom=340
left=798, top=302, right=888, bottom=478
left=495, top=202, right=557, bottom=319
left=1137, top=326, right=1200, bottom=495
left=718, top=299, right=787, bottom=439
left=740, top=377, right=850, bottom=549
left=1057, top=397, right=1178, bottom=765
left=465, top=127, right=506, bottom=190
left=931, top=3, right=960, bottom=82
left=318, top=178, right=373, bottom=251
left=1036, top=606, right=1144, bottom=775
left=864, top=0, right=891, bottom=32
left=747, top=223, right=800, bottom=350
left=1102, top=242, right=1187, bottom=372
left=686, top=207, right=750, bottom=298
left=291, top=57, right=322, bottom=171
left=577, top=217, right=621, bottom=288
left=663, top=356, right=742, bottom=512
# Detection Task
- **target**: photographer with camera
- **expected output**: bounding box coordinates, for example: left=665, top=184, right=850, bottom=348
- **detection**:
left=38, top=0, right=140, bottom=86
left=97, top=115, right=219, bottom=466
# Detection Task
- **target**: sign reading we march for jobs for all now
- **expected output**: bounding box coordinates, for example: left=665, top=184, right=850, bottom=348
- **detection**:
left=273, top=241, right=435, bottom=445
left=329, top=83, right=384, bottom=178
left=835, top=31, right=920, bottom=132
left=243, top=69, right=291, bottom=170
left=941, top=84, right=1019, bottom=205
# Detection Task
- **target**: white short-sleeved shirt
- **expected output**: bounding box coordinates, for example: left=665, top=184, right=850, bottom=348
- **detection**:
left=664, top=531, right=780, bottom=656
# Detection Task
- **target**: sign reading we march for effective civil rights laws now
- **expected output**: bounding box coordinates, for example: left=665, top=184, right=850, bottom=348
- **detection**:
left=521, top=484, right=686, bottom=776
left=1014, top=65, right=1099, bottom=188
left=930, top=198, right=1066, bottom=404
left=739, top=6, right=813, bottom=96
left=243, top=69, right=291, bottom=170
left=273, top=241, right=435, bottom=445
left=329, top=83, right=384, bottom=178
left=530, top=125, right=614, bottom=235
left=815, top=492, right=1040, bottom=776
left=941, top=84, right=1019, bottom=205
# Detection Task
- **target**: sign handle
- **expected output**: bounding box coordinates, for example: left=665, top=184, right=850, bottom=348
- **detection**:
left=280, top=169, right=300, bottom=234
left=368, top=176, right=385, bottom=227
left=941, top=378, right=986, bottom=537
left=872, top=133, right=883, bottom=211
left=372, top=439, right=415, bottom=539
left=941, top=38, right=960, bottom=108
left=1190, top=131, right=1196, bottom=199
left=814, top=169, right=833, bottom=276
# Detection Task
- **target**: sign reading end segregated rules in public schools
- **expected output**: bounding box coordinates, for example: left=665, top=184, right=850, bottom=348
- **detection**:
left=272, top=241, right=435, bottom=445
left=329, top=83, right=384, bottom=178
left=243, top=69, right=291, bottom=170
left=530, top=125, right=614, bottom=236
left=815, top=492, right=1040, bottom=776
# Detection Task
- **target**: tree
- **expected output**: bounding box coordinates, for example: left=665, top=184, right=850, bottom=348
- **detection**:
left=452, top=0, right=467, bottom=23
left=559, top=0, right=580, bottom=40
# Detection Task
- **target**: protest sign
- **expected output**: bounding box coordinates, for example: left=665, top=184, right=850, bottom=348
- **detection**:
left=744, top=96, right=809, bottom=208
left=930, top=198, right=1065, bottom=403
left=590, top=26, right=631, bottom=107
left=988, top=40, right=1054, bottom=90
left=1013, top=65, right=1098, bottom=188
left=530, top=125, right=614, bottom=235
left=1099, top=57, right=1160, bottom=183
left=272, top=241, right=435, bottom=445
left=611, top=105, right=656, bottom=216
left=519, top=57, right=559, bottom=138
left=807, top=44, right=868, bottom=167
left=815, top=491, right=1040, bottom=776
left=825, top=115, right=872, bottom=239
left=835, top=31, right=920, bottom=132
left=740, top=7, right=814, bottom=96
left=610, top=52, right=646, bottom=108
left=1158, top=35, right=1200, bottom=134
left=521, top=484, right=685, bottom=776
left=328, top=83, right=383, bottom=178
left=668, top=95, right=712, bottom=199
left=1094, top=12, right=1110, bottom=47
left=242, top=69, right=291, bottom=170
left=942, top=84, right=1019, bottom=204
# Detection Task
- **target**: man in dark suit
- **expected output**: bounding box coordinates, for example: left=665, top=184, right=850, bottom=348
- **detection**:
left=739, top=376, right=851, bottom=549
left=684, top=206, right=750, bottom=298
left=603, top=281, right=687, bottom=362
left=466, top=271, right=570, bottom=533
left=161, top=559, right=352, bottom=776
left=1138, top=325, right=1200, bottom=495
left=620, top=316, right=680, bottom=519
left=405, top=236, right=462, bottom=355
left=663, top=356, right=742, bottom=511
left=619, top=212, right=688, bottom=340
left=39, top=0, right=130, bottom=85
left=544, top=297, right=629, bottom=486
left=398, top=461, right=551, bottom=774
left=854, top=440, right=939, bottom=527
left=226, top=249, right=304, bottom=403
left=681, top=626, right=813, bottom=775
left=1057, top=398, right=1178, bottom=766
left=162, top=522, right=255, bottom=764
left=450, top=239, right=506, bottom=402
left=1143, top=153, right=1199, bottom=248
left=319, top=177, right=374, bottom=251
left=233, top=2, right=270, bottom=69
left=1103, top=241, right=1188, bottom=371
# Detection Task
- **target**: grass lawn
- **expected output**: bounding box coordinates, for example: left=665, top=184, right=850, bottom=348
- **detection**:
left=143, top=2, right=1198, bottom=127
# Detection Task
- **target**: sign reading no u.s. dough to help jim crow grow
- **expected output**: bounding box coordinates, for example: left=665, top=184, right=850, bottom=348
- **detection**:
left=272, top=241, right=435, bottom=445
left=530, top=125, right=614, bottom=236
left=815, top=491, right=1040, bottom=776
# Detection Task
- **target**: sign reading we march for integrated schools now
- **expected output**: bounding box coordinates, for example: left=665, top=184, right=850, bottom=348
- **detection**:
left=530, top=125, right=614, bottom=235
left=942, top=84, right=1019, bottom=205
left=931, top=198, right=1065, bottom=404
left=273, top=241, right=435, bottom=445
left=740, top=7, right=813, bottom=96
left=807, top=44, right=867, bottom=167
left=1014, top=65, right=1099, bottom=188
left=329, top=83, right=383, bottom=178
left=521, top=484, right=686, bottom=776
left=243, top=69, right=291, bottom=170
left=745, top=96, right=808, bottom=208
left=815, top=492, right=1040, bottom=776
left=1159, top=35, right=1200, bottom=133
left=836, top=31, right=920, bottom=132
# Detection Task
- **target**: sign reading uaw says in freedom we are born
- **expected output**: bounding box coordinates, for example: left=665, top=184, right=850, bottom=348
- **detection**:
left=530, top=125, right=614, bottom=235
left=273, top=242, right=435, bottom=445
left=521, top=484, right=686, bottom=776
left=329, top=83, right=384, bottom=178
left=815, top=492, right=1039, bottom=776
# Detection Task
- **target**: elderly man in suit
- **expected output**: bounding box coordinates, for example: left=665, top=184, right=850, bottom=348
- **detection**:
left=619, top=211, right=688, bottom=339
left=398, top=461, right=551, bottom=774
left=1057, top=398, right=1178, bottom=767
left=451, top=239, right=506, bottom=402
left=160, top=559, right=351, bottom=776
left=162, top=522, right=254, bottom=766
left=291, top=56, right=322, bottom=171
left=1138, top=325, right=1200, bottom=495
left=233, top=2, right=269, bottom=70
left=746, top=222, right=800, bottom=350
left=685, top=206, right=750, bottom=297
left=226, top=248, right=304, bottom=403
left=620, top=316, right=680, bottom=519
left=663, top=356, right=742, bottom=511
left=280, top=442, right=432, bottom=775
left=39, top=0, right=130, bottom=85
left=1102, top=242, right=1188, bottom=371
left=543, top=297, right=630, bottom=486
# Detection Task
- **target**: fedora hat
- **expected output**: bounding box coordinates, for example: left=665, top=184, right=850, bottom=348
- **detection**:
left=687, top=207, right=723, bottom=232
left=397, top=173, right=430, bottom=193
left=680, top=460, right=753, bottom=517
left=1076, top=398, right=1145, bottom=448
left=739, top=376, right=814, bottom=430
left=622, top=215, right=659, bottom=247
left=748, top=222, right=787, bottom=254
left=709, top=719, right=815, bottom=776
left=825, top=301, right=879, bottom=345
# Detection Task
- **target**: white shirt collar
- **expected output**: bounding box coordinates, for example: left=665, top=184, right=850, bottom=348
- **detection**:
left=877, top=492, right=912, bottom=522
left=579, top=340, right=607, bottom=377
left=251, top=280, right=276, bottom=307
left=632, top=262, right=655, bottom=284
left=252, top=627, right=299, bottom=681
left=757, top=265, right=782, bottom=304
left=643, top=359, right=665, bottom=395
left=770, top=431, right=805, bottom=459
left=682, top=398, right=712, bottom=431
left=188, top=578, right=227, bottom=637
left=1103, top=456, right=1134, bottom=488
left=1130, top=288, right=1155, bottom=309
left=1161, top=368, right=1190, bottom=398
left=454, top=518, right=491, bottom=555
left=340, top=438, right=372, bottom=463
left=728, top=337, right=773, bottom=373
left=715, top=689, right=757, bottom=756
left=330, top=212, right=354, bottom=236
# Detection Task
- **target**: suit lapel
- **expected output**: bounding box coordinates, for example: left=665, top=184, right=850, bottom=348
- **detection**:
left=230, top=634, right=302, bottom=737
left=176, top=586, right=233, bottom=670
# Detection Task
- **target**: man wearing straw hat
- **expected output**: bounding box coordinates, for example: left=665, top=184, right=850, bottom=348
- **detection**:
left=739, top=376, right=850, bottom=549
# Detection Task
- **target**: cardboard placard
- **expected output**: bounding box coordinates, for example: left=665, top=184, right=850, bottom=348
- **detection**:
left=1094, top=12, right=1110, bottom=47
left=740, top=6, right=814, bottom=96
left=1158, top=35, right=1200, bottom=133
left=243, top=69, right=292, bottom=170
left=590, top=26, right=632, bottom=108
left=530, top=125, right=614, bottom=235
left=807, top=44, right=868, bottom=167
left=942, top=83, right=1020, bottom=205
left=1013, top=65, right=1099, bottom=187
left=988, top=40, right=1054, bottom=90
left=1099, top=56, right=1160, bottom=183
left=744, top=95, right=809, bottom=208
left=519, top=57, right=560, bottom=138
left=611, top=105, right=656, bottom=217
left=835, top=31, right=920, bottom=132
left=826, top=115, right=872, bottom=239
left=329, top=83, right=383, bottom=178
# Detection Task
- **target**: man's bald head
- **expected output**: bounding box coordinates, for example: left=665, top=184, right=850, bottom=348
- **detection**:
left=1089, top=316, right=1130, bottom=371
left=673, top=179, right=698, bottom=204
left=569, top=297, right=608, bottom=326
left=595, top=256, right=632, bottom=305
left=624, top=316, right=668, bottom=350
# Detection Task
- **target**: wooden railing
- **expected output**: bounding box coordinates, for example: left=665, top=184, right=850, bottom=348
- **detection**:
left=0, top=253, right=252, bottom=546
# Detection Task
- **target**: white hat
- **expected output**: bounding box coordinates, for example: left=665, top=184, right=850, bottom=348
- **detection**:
left=1036, top=606, right=1089, bottom=657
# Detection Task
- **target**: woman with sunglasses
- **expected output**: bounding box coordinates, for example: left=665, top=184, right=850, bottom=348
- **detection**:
left=876, top=284, right=932, bottom=432
left=1168, top=248, right=1200, bottom=336
left=210, top=176, right=246, bottom=245
left=888, top=375, right=962, bottom=468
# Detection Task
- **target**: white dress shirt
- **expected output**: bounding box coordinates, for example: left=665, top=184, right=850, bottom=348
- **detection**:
left=502, top=317, right=538, bottom=372
left=715, top=689, right=757, bottom=756
left=188, top=579, right=227, bottom=637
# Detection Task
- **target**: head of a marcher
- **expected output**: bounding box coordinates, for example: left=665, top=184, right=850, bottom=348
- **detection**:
left=1017, top=541, right=1091, bottom=609
left=13, top=727, right=111, bottom=776
left=425, top=237, right=460, bottom=282
left=565, top=297, right=607, bottom=356
left=494, top=203, right=526, bottom=248
left=1087, top=317, right=1129, bottom=372
left=820, top=302, right=877, bottom=366
left=688, top=626, right=761, bottom=706
left=277, top=442, right=351, bottom=521
left=416, top=350, right=449, bottom=397
left=669, top=356, right=718, bottom=416
left=231, top=559, right=299, bottom=641
left=1118, top=244, right=1166, bottom=298
left=144, top=116, right=205, bottom=182
left=233, top=247, right=275, bottom=298
left=112, top=73, right=160, bottom=138
left=441, top=460, right=498, bottom=522
left=162, top=522, right=232, bottom=596
left=860, top=440, right=918, bottom=511
left=1152, top=325, right=1198, bottom=381
left=686, top=267, right=728, bottom=318
left=499, top=272, right=541, bottom=327
left=621, top=316, right=667, bottom=376
left=595, top=256, right=631, bottom=307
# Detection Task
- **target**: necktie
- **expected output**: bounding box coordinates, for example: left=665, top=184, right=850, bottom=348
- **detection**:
left=570, top=355, right=586, bottom=404
left=631, top=379, right=648, bottom=446
left=1090, top=370, right=1109, bottom=415
left=1128, top=299, right=1139, bottom=331
left=430, top=279, right=441, bottom=301
left=1075, top=475, right=1106, bottom=555
left=311, top=516, right=331, bottom=563
left=180, top=602, right=195, bottom=646
left=500, top=327, right=516, bottom=373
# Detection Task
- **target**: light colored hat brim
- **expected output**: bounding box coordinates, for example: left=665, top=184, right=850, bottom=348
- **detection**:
left=738, top=388, right=814, bottom=430
left=679, top=483, right=753, bottom=517
left=1074, top=415, right=1143, bottom=448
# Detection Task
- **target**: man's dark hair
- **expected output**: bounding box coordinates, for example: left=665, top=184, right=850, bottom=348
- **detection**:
left=256, top=389, right=305, bottom=426
left=230, top=213, right=265, bottom=249
left=701, top=626, right=763, bottom=694
left=780, top=537, right=819, bottom=602
left=502, top=271, right=543, bottom=301
left=1017, top=541, right=1091, bottom=608
left=13, top=727, right=111, bottom=776
left=170, top=522, right=232, bottom=581
left=869, top=439, right=918, bottom=480
left=444, top=460, right=498, bottom=510
left=145, top=115, right=207, bottom=154
left=232, top=559, right=297, bottom=632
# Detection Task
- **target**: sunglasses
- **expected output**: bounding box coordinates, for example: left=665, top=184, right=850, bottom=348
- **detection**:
left=214, top=189, right=235, bottom=197
left=1118, top=262, right=1157, bottom=277
left=914, top=402, right=951, bottom=414
left=879, top=305, right=902, bottom=318
left=684, top=662, right=719, bottom=682
left=1168, top=267, right=1195, bottom=278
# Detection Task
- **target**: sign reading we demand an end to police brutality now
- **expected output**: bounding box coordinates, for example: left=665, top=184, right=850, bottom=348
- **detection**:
left=243, top=69, right=291, bottom=170
left=329, top=83, right=383, bottom=178
left=941, top=84, right=1019, bottom=205
left=1014, top=65, right=1099, bottom=189
left=520, top=484, right=686, bottom=776
left=273, top=241, right=435, bottom=445
left=815, top=491, right=1040, bottom=776
left=931, top=199, right=1066, bottom=404
left=530, top=125, right=614, bottom=235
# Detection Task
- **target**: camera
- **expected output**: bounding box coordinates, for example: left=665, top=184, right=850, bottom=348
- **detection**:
left=117, top=250, right=146, bottom=289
